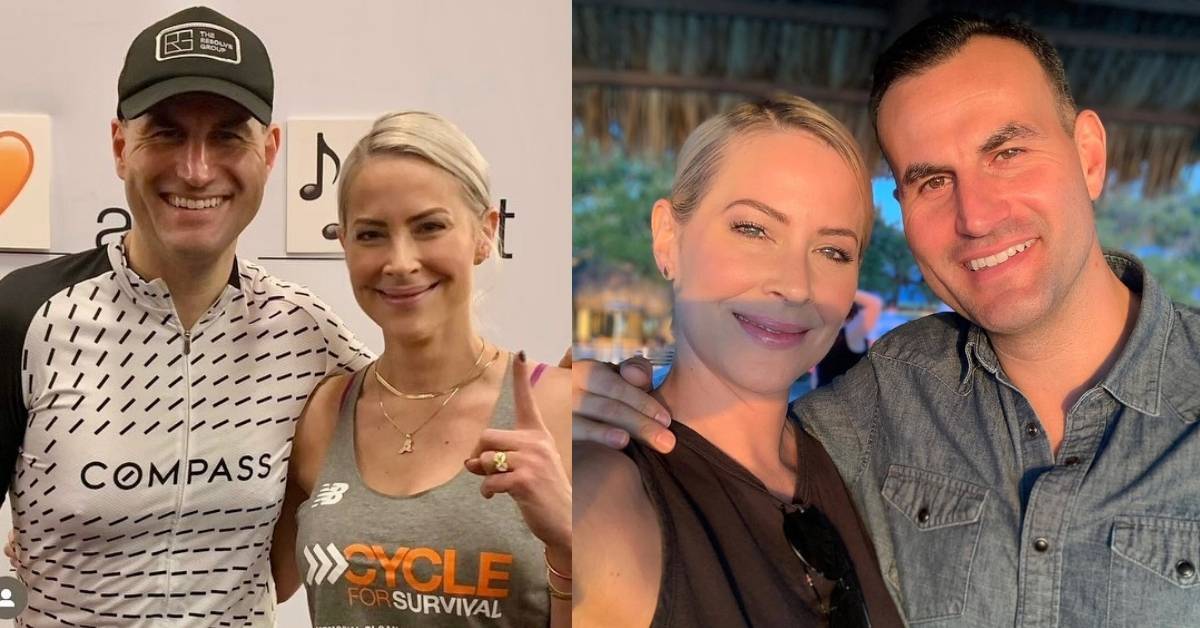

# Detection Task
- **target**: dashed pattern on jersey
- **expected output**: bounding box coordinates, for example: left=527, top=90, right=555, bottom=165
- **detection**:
left=7, top=244, right=371, bottom=627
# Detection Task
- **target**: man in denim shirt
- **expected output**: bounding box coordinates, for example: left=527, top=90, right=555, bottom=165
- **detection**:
left=573, top=14, right=1200, bottom=627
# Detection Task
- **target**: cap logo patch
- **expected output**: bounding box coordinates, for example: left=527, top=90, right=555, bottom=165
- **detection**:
left=155, top=22, right=240, bottom=64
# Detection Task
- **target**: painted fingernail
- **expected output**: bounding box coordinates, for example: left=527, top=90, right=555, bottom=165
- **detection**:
left=518, top=350, right=527, bottom=363
left=607, top=430, right=629, bottom=448
left=654, top=410, right=672, bottom=426
left=655, top=431, right=676, bottom=452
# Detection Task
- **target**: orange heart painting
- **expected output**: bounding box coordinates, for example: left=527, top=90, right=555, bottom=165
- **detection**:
left=0, top=130, right=34, bottom=217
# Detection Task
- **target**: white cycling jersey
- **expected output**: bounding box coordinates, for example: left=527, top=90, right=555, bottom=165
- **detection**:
left=0, top=242, right=372, bottom=626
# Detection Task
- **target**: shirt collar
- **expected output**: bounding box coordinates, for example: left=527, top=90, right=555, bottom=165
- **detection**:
left=107, top=239, right=247, bottom=318
left=1096, top=252, right=1171, bottom=416
left=961, top=251, right=1171, bottom=415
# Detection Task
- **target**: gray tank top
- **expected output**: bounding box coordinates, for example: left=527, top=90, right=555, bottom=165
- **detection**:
left=295, top=359, right=550, bottom=627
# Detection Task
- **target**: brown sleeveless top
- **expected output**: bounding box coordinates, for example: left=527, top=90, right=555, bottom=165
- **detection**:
left=625, top=416, right=903, bottom=627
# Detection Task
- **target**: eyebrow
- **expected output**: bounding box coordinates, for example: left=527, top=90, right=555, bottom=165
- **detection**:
left=898, top=122, right=1042, bottom=190
left=407, top=208, right=452, bottom=223
left=900, top=162, right=951, bottom=188
left=350, top=208, right=451, bottom=226
left=979, top=122, right=1040, bottom=153
left=725, top=198, right=789, bottom=225
left=817, top=227, right=860, bottom=246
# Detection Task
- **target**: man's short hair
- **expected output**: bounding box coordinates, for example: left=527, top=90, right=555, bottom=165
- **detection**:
left=869, top=14, right=1077, bottom=133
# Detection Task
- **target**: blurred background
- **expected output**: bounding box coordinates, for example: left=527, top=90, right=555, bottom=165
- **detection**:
left=572, top=0, right=1200, bottom=394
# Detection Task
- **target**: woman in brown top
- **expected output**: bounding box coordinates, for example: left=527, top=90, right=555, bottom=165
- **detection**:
left=574, top=96, right=902, bottom=627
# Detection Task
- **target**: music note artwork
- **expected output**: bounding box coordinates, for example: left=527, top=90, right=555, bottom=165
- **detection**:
left=286, top=119, right=372, bottom=253
left=299, top=132, right=341, bottom=202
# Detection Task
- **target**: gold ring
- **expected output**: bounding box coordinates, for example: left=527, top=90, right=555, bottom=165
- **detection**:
left=493, top=451, right=510, bottom=473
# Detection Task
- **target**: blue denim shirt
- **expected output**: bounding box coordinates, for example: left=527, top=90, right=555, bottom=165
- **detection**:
left=796, top=252, right=1200, bottom=627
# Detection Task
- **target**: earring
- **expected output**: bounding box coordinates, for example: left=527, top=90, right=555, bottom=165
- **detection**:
left=660, top=266, right=671, bottom=280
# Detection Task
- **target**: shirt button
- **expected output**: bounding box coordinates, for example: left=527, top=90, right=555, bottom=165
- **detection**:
left=1177, top=560, right=1196, bottom=580
left=917, top=507, right=930, bottom=524
left=1033, top=538, right=1050, bottom=552
left=1064, top=456, right=1081, bottom=467
left=1025, top=423, right=1040, bottom=438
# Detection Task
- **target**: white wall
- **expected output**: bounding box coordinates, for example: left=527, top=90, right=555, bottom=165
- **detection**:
left=0, top=1, right=571, bottom=625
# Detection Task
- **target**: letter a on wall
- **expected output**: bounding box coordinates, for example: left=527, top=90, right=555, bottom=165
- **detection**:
left=285, top=118, right=373, bottom=254
left=0, top=115, right=51, bottom=250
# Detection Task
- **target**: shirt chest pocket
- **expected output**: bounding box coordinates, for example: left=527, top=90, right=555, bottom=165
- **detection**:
left=881, top=464, right=988, bottom=624
left=1107, top=515, right=1200, bottom=628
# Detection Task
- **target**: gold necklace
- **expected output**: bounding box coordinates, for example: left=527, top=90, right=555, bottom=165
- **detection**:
left=374, top=348, right=502, bottom=454
left=375, top=338, right=488, bottom=400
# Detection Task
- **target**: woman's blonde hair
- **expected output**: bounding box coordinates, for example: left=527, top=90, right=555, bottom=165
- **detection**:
left=669, top=94, right=874, bottom=251
left=337, top=111, right=492, bottom=228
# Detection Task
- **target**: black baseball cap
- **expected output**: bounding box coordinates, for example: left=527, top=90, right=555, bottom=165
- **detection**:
left=117, top=6, right=273, bottom=124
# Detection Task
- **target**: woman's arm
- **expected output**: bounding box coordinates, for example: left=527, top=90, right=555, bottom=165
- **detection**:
left=270, top=374, right=347, bottom=603
left=530, top=364, right=573, bottom=627
left=465, top=355, right=575, bottom=627
left=573, top=442, right=661, bottom=627
left=270, top=473, right=307, bottom=602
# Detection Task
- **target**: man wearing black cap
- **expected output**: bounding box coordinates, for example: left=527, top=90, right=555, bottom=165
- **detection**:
left=0, top=7, right=370, bottom=625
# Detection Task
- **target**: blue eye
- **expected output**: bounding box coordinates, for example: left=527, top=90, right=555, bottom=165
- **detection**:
left=818, top=246, right=854, bottom=264
left=732, top=221, right=767, bottom=239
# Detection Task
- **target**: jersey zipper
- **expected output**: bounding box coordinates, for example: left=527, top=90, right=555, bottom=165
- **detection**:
left=165, top=325, right=193, bottom=615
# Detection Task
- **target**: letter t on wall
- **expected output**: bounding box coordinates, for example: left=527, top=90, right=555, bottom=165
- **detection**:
left=498, top=198, right=514, bottom=259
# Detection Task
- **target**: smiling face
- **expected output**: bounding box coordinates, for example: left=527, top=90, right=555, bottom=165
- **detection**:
left=340, top=154, right=496, bottom=342
left=113, top=92, right=279, bottom=267
left=877, top=36, right=1107, bottom=336
left=654, top=130, right=866, bottom=396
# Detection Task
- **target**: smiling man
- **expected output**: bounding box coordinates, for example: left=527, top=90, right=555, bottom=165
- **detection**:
left=0, top=7, right=369, bottom=626
left=572, top=13, right=1200, bottom=627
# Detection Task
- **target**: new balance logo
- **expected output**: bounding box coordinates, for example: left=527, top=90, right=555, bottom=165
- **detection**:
left=303, top=543, right=349, bottom=585
left=311, top=482, right=349, bottom=507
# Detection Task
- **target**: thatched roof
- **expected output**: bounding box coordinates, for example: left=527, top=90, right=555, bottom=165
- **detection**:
left=574, top=0, right=1200, bottom=195
left=573, top=258, right=672, bottom=315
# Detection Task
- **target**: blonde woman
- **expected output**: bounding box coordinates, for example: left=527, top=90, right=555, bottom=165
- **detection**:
left=272, top=112, right=571, bottom=627
left=575, top=96, right=901, bottom=627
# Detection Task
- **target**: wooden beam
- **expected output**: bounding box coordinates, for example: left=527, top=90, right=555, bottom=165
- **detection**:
left=1094, top=106, right=1200, bottom=128
left=1042, top=28, right=1200, bottom=55
left=573, top=69, right=870, bottom=105
left=575, top=0, right=1200, bottom=54
left=1070, top=0, right=1200, bottom=17
left=574, top=69, right=1200, bottom=128
left=573, top=0, right=889, bottom=28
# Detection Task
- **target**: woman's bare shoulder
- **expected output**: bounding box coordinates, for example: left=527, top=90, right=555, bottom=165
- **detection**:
left=530, top=364, right=571, bottom=465
left=291, top=372, right=355, bottom=493
left=574, top=442, right=662, bottom=627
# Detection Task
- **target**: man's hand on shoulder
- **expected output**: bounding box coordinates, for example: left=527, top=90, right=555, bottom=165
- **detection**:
left=572, top=356, right=676, bottom=453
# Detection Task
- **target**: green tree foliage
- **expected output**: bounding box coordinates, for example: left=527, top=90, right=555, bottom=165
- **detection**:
left=1095, top=187, right=1200, bottom=306
left=859, top=215, right=938, bottom=306
left=572, top=140, right=672, bottom=277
